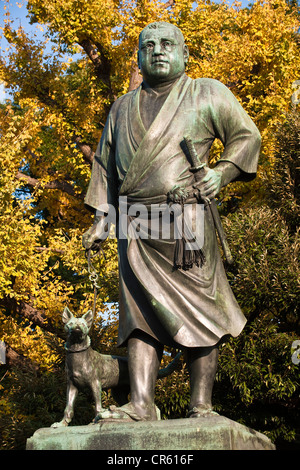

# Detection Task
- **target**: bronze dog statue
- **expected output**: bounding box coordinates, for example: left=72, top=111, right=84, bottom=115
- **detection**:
left=51, top=307, right=181, bottom=427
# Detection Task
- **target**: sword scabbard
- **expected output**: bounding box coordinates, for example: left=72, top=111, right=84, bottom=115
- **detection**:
left=183, top=136, right=233, bottom=265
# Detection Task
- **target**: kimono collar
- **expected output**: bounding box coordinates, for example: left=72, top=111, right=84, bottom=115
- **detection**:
left=120, top=73, right=192, bottom=196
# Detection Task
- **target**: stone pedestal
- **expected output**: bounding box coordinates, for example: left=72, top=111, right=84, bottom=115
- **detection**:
left=26, top=415, right=275, bottom=451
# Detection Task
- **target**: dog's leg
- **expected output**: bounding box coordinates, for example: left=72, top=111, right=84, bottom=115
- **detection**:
left=63, top=382, right=78, bottom=425
left=51, top=381, right=78, bottom=428
left=90, top=379, right=105, bottom=423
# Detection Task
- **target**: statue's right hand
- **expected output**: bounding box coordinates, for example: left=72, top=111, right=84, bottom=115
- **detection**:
left=82, top=216, right=109, bottom=250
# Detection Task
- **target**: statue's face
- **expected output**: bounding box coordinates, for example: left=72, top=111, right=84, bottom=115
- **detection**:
left=138, top=25, right=188, bottom=86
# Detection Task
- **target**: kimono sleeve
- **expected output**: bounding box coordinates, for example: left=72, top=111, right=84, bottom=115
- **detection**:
left=84, top=109, right=118, bottom=213
left=208, top=80, right=261, bottom=181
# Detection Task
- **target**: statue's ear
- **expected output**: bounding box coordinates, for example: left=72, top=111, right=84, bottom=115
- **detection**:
left=83, top=310, right=94, bottom=330
left=183, top=44, right=189, bottom=66
left=62, top=306, right=73, bottom=324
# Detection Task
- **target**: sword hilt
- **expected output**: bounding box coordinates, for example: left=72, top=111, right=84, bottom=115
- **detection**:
left=183, top=136, right=206, bottom=182
left=184, top=136, right=199, bottom=167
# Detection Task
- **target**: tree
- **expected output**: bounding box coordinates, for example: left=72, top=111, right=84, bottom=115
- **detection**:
left=0, top=0, right=299, bottom=449
left=217, top=108, right=300, bottom=447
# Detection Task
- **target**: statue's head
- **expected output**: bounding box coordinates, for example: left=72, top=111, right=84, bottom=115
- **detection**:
left=138, top=22, right=189, bottom=86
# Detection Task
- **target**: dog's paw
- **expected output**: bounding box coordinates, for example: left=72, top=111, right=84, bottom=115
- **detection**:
left=51, top=420, right=69, bottom=428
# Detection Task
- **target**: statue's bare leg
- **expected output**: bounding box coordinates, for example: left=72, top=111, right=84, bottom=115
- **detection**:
left=187, top=344, right=219, bottom=417
left=127, top=331, right=163, bottom=420
left=95, top=331, right=163, bottom=421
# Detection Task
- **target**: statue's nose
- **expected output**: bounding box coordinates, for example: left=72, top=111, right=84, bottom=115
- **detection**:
left=153, top=43, right=165, bottom=55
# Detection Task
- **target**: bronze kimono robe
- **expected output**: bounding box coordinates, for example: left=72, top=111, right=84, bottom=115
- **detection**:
left=85, top=74, right=261, bottom=348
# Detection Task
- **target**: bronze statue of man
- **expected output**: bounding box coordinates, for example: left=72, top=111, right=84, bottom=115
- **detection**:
left=82, top=22, right=261, bottom=421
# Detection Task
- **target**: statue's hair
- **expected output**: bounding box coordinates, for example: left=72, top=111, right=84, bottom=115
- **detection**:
left=139, top=22, right=185, bottom=44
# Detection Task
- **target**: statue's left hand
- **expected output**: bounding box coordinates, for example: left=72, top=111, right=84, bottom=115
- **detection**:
left=193, top=168, right=222, bottom=200
left=82, top=216, right=109, bottom=250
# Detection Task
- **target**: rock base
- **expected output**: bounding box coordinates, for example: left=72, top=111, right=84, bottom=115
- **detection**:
left=26, top=415, right=275, bottom=451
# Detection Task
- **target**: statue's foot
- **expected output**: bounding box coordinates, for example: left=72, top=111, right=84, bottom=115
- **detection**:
left=187, top=404, right=219, bottom=418
left=94, top=402, right=160, bottom=423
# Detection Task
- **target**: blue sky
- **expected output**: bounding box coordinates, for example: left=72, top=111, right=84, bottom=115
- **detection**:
left=0, top=0, right=48, bottom=100
left=0, top=0, right=45, bottom=46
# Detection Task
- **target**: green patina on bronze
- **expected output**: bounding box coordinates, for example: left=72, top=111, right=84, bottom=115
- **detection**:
left=84, top=22, right=261, bottom=350
left=82, top=21, right=261, bottom=423
left=27, top=416, right=275, bottom=451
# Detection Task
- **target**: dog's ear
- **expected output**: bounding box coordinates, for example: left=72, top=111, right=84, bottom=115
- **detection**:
left=62, top=306, right=73, bottom=324
left=83, top=310, right=94, bottom=330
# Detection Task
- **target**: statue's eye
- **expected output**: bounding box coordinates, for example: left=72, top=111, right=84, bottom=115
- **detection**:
left=142, top=42, right=154, bottom=51
left=162, top=41, right=175, bottom=51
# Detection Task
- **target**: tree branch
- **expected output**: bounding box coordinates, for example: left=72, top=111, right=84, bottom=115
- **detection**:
left=34, top=247, right=65, bottom=254
left=1, top=296, right=64, bottom=339
left=79, top=38, right=112, bottom=89
left=128, top=46, right=143, bottom=92
left=73, top=135, right=95, bottom=165
left=163, top=0, right=175, bottom=8
left=16, top=171, right=84, bottom=200
left=5, top=343, right=40, bottom=372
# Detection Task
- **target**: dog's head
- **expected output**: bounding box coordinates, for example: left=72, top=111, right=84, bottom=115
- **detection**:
left=62, top=307, right=93, bottom=343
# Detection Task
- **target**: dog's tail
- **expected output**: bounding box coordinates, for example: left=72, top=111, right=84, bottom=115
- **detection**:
left=157, top=352, right=182, bottom=378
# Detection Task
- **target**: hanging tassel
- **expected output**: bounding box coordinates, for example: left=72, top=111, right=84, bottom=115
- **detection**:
left=167, top=186, right=205, bottom=271
left=173, top=226, right=205, bottom=270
